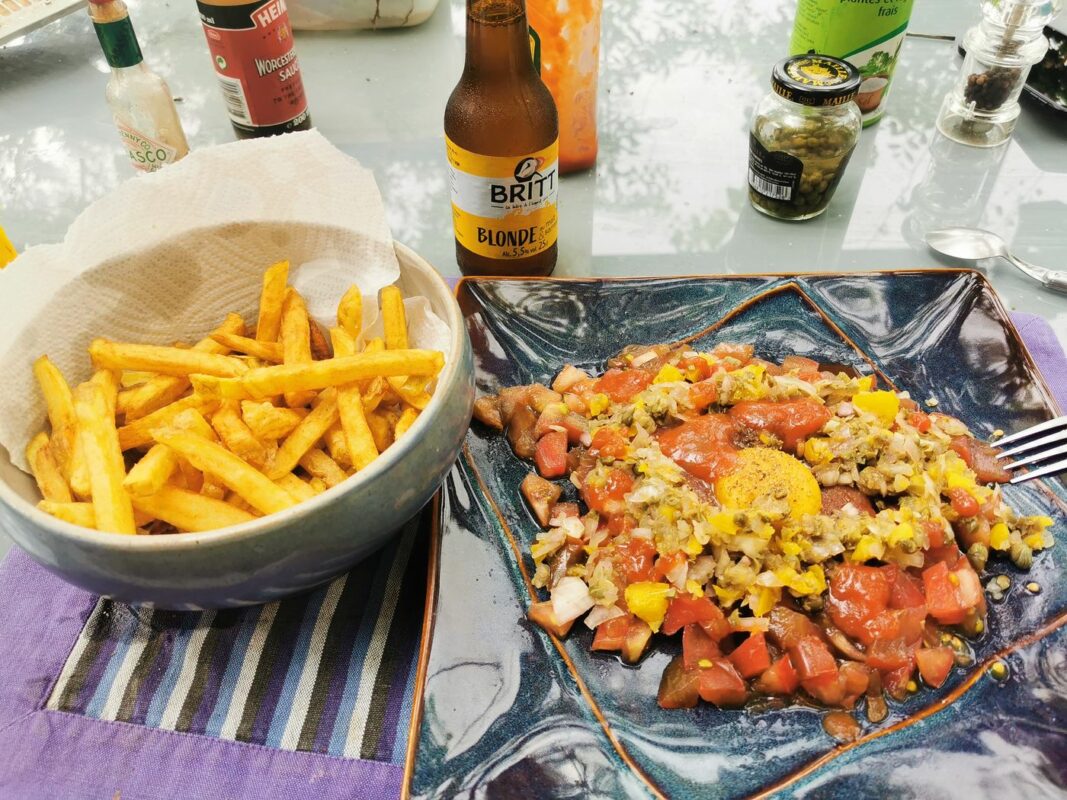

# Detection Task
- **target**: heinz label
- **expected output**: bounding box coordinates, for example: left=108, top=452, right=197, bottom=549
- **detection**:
left=197, top=0, right=309, bottom=131
left=446, top=136, right=559, bottom=260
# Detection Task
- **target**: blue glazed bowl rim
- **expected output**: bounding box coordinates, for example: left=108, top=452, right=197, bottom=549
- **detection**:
left=0, top=241, right=469, bottom=554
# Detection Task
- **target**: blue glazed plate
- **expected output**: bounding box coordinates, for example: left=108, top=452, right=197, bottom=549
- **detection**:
left=404, top=271, right=1067, bottom=799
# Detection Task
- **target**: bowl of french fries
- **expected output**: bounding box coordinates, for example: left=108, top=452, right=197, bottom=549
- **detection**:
left=0, top=243, right=473, bottom=609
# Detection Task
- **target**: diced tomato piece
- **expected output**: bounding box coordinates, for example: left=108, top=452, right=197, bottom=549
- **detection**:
left=887, top=566, right=927, bottom=609
left=613, top=536, right=656, bottom=584
left=663, top=594, right=732, bottom=639
left=915, top=646, right=955, bottom=689
left=682, top=622, right=722, bottom=670
left=728, top=399, right=833, bottom=452
left=622, top=618, right=654, bottom=663
left=923, top=561, right=974, bottom=625
left=780, top=354, right=822, bottom=381
left=866, top=638, right=913, bottom=671
left=581, top=468, right=634, bottom=516
left=821, top=486, right=876, bottom=516
left=754, top=655, right=800, bottom=695
left=827, top=565, right=892, bottom=640
left=678, top=356, right=713, bottom=382
left=908, top=411, right=932, bottom=433
left=921, top=520, right=947, bottom=550
left=802, top=671, right=845, bottom=706
left=594, top=369, right=653, bottom=403
left=838, top=662, right=871, bottom=709
left=949, top=436, right=1011, bottom=484
left=711, top=343, right=754, bottom=363
left=860, top=609, right=901, bottom=646
left=591, top=614, right=632, bottom=652
left=606, top=514, right=635, bottom=537
left=688, top=379, right=720, bottom=411
left=924, top=542, right=962, bottom=567
left=768, top=605, right=823, bottom=650
left=549, top=502, right=580, bottom=521
left=952, top=556, right=986, bottom=616
left=589, top=427, right=629, bottom=460
left=534, top=431, right=568, bottom=479
left=883, top=663, right=914, bottom=701
left=657, top=656, right=701, bottom=709
left=729, top=632, right=772, bottom=679
left=897, top=606, right=928, bottom=645
left=790, top=635, right=838, bottom=681
left=655, top=415, right=739, bottom=483
left=947, top=487, right=980, bottom=517
left=698, top=659, right=748, bottom=707
left=528, top=600, right=575, bottom=638
left=653, top=552, right=688, bottom=583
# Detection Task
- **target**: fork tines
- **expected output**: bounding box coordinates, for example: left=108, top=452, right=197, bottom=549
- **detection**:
left=995, top=415, right=1067, bottom=484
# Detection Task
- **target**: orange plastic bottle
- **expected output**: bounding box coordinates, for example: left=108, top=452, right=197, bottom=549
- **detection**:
left=526, top=0, right=602, bottom=174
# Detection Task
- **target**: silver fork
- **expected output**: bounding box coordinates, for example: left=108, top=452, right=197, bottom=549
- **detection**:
left=996, top=416, right=1067, bottom=484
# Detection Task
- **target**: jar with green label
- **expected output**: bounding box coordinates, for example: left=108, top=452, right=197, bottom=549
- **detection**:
left=748, top=55, right=862, bottom=221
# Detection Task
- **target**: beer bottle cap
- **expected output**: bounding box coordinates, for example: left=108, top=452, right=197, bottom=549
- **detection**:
left=771, top=54, right=861, bottom=107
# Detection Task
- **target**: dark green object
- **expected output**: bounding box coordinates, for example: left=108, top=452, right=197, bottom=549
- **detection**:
left=93, top=17, right=143, bottom=69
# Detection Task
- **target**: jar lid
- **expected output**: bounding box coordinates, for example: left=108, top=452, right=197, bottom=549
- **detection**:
left=771, top=54, right=861, bottom=107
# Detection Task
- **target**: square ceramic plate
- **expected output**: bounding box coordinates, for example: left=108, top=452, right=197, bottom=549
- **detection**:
left=404, top=271, right=1067, bottom=799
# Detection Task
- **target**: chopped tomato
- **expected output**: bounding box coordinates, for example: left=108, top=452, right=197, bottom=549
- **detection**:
left=606, top=515, right=635, bottom=537
left=839, top=662, right=871, bottom=709
left=947, top=487, right=979, bottom=517
left=915, top=646, right=955, bottom=689
left=861, top=606, right=926, bottom=648
left=924, top=542, right=962, bottom=567
left=866, top=638, right=913, bottom=671
left=921, top=520, right=947, bottom=550
left=589, top=427, right=629, bottom=460
left=657, top=656, right=700, bottom=709
left=688, top=379, right=720, bottom=411
left=534, top=430, right=568, bottom=479
left=768, top=605, right=823, bottom=650
left=678, top=356, right=713, bottom=382
left=683, top=622, right=722, bottom=670
left=886, top=566, right=927, bottom=609
left=549, top=502, right=580, bottom=521
left=908, top=411, right=932, bottom=433
left=883, top=663, right=914, bottom=701
left=729, top=632, right=772, bottom=679
left=582, top=468, right=634, bottom=516
left=827, top=565, right=892, bottom=641
left=728, top=399, right=833, bottom=452
left=949, top=436, right=1011, bottom=484
left=923, top=560, right=979, bottom=625
left=711, top=343, right=754, bottom=364
left=528, top=600, right=575, bottom=638
left=952, top=556, right=985, bottom=615
left=698, top=659, right=748, bottom=707
left=652, top=552, right=688, bottom=582
left=591, top=614, right=631, bottom=652
left=613, top=536, right=656, bottom=584
left=821, top=486, right=876, bottom=517
left=594, top=368, right=653, bottom=403
left=622, top=619, right=653, bottom=663
left=899, top=397, right=918, bottom=412
left=754, top=655, right=800, bottom=695
left=790, top=635, right=838, bottom=681
left=780, top=354, right=822, bottom=381
left=655, top=415, right=739, bottom=482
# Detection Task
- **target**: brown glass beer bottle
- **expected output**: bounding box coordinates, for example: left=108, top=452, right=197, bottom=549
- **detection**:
left=444, top=0, right=559, bottom=276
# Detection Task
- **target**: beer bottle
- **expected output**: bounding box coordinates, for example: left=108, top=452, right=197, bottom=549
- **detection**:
left=445, top=0, right=559, bottom=276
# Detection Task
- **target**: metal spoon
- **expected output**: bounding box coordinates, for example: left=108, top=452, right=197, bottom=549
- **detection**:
left=925, top=227, right=1067, bottom=294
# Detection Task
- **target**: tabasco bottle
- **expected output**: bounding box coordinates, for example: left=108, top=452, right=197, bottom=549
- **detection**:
left=444, top=0, right=559, bottom=277
left=196, top=0, right=311, bottom=138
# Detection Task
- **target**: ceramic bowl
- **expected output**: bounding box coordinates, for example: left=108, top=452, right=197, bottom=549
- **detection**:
left=0, top=241, right=473, bottom=610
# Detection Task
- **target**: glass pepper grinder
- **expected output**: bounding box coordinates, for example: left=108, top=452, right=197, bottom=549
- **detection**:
left=937, top=0, right=1061, bottom=148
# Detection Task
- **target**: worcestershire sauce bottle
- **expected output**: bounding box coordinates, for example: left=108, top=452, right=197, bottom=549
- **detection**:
left=196, top=0, right=311, bottom=138
left=445, top=0, right=559, bottom=276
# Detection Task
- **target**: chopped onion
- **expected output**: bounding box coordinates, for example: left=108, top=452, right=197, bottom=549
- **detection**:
left=630, top=527, right=653, bottom=540
left=579, top=432, right=592, bottom=447
left=552, top=364, right=590, bottom=393
left=632, top=350, right=660, bottom=366
left=554, top=517, right=585, bottom=540
left=583, top=515, right=599, bottom=540
left=730, top=614, right=770, bottom=633
left=551, top=576, right=595, bottom=624
left=584, top=603, right=626, bottom=629
left=665, top=559, right=688, bottom=590
left=837, top=402, right=854, bottom=417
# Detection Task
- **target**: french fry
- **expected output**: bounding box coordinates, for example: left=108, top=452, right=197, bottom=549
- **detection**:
left=323, top=422, right=352, bottom=469
left=26, top=432, right=72, bottom=502
left=255, top=260, right=289, bottom=342
left=366, top=410, right=393, bottom=453
left=170, top=407, right=219, bottom=441
left=337, top=285, right=363, bottom=340
left=32, top=356, right=77, bottom=472
left=120, top=370, right=155, bottom=388
left=69, top=371, right=116, bottom=498
left=200, top=479, right=227, bottom=500
left=123, top=444, right=178, bottom=497
left=210, top=333, right=283, bottom=362
left=380, top=286, right=409, bottom=351
left=330, top=327, right=378, bottom=471
left=280, top=288, right=316, bottom=407
left=225, top=492, right=260, bottom=516
left=131, top=485, right=256, bottom=532
left=91, top=340, right=248, bottom=379
left=118, top=314, right=244, bottom=421
left=38, top=500, right=95, bottom=528
left=361, top=377, right=388, bottom=414
left=74, top=382, right=136, bottom=535
left=309, top=320, right=332, bottom=361
left=394, top=407, right=419, bottom=439
left=240, top=349, right=444, bottom=399
left=118, top=393, right=218, bottom=450
left=267, top=388, right=340, bottom=479
left=298, top=448, right=347, bottom=488
left=275, top=472, right=316, bottom=503
left=210, top=399, right=268, bottom=467
left=190, top=374, right=251, bottom=402
left=307, top=476, right=328, bottom=494
left=91, top=369, right=121, bottom=417
left=154, top=430, right=293, bottom=515
left=240, top=400, right=305, bottom=440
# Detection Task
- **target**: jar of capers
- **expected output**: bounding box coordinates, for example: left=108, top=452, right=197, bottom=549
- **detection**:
left=748, top=54, right=862, bottom=221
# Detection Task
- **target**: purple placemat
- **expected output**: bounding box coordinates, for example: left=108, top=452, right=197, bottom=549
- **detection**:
left=0, top=312, right=1062, bottom=800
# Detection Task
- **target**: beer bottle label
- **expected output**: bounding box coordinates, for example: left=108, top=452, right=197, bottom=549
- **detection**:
left=446, top=136, right=559, bottom=260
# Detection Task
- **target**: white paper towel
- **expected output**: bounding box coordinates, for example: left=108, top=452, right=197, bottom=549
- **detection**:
left=0, top=130, right=448, bottom=472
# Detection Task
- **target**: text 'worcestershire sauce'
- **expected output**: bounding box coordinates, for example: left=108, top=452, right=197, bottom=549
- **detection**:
left=445, top=0, right=559, bottom=276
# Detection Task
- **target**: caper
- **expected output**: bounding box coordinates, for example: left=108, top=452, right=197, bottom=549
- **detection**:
left=1010, top=542, right=1033, bottom=570
left=966, top=542, right=989, bottom=572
